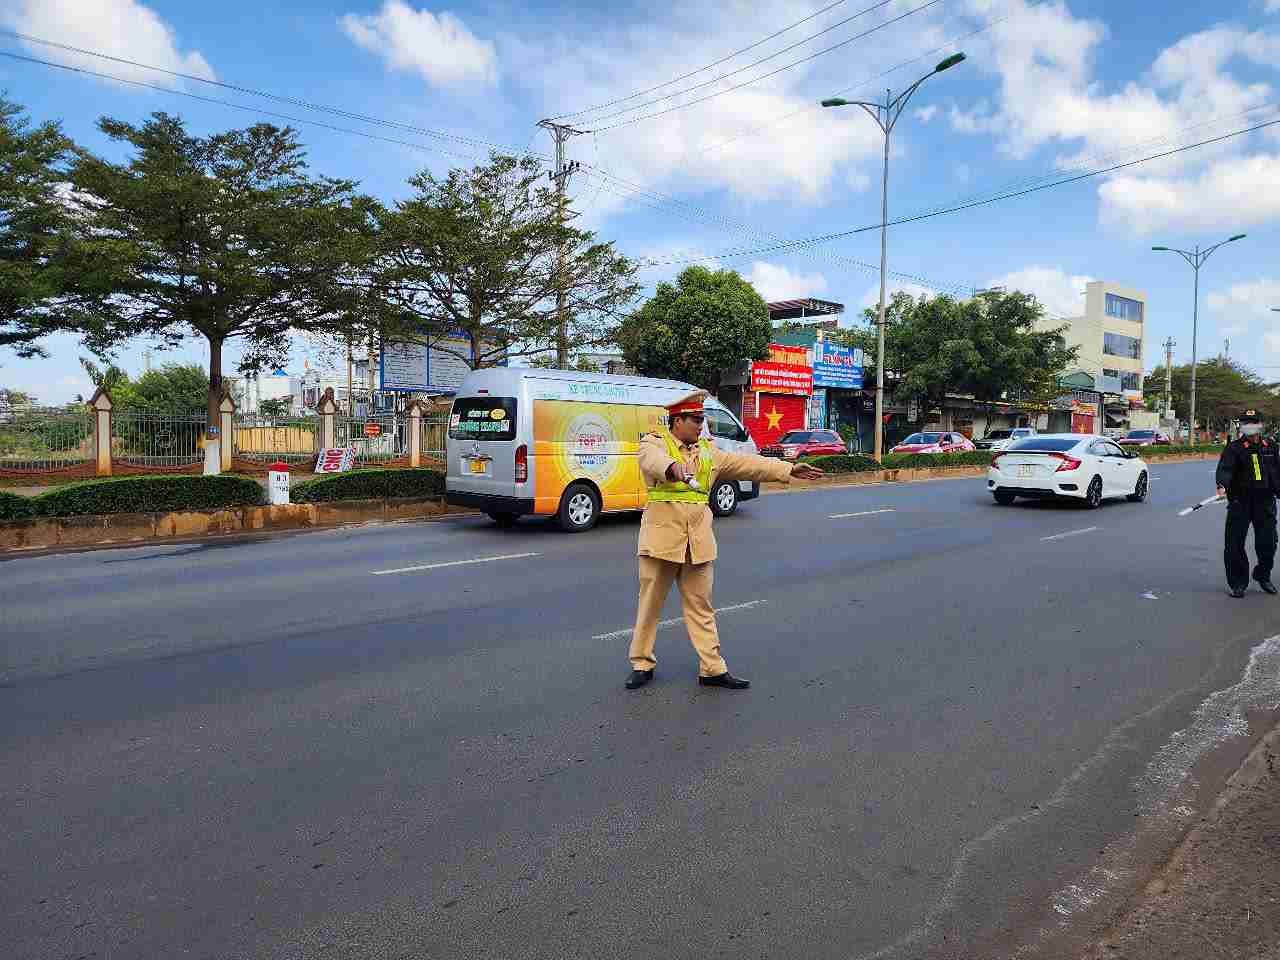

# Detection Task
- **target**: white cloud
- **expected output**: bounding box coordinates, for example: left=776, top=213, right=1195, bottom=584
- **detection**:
left=502, top=0, right=958, bottom=206
left=3, top=0, right=215, bottom=85
left=857, top=281, right=935, bottom=311
left=1263, top=332, right=1280, bottom=356
left=1208, top=279, right=1280, bottom=338
left=987, top=266, right=1093, bottom=318
left=1099, top=153, right=1280, bottom=234
left=1266, top=1, right=1280, bottom=14
left=913, top=104, right=939, bottom=124
left=340, top=1, right=497, bottom=88
left=745, top=262, right=828, bottom=302
left=952, top=0, right=1280, bottom=232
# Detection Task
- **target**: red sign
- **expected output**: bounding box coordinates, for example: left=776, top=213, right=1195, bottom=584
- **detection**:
left=768, top=343, right=809, bottom=366
left=363, top=422, right=381, bottom=437
left=742, top=394, right=807, bottom=448
left=750, top=360, right=813, bottom=396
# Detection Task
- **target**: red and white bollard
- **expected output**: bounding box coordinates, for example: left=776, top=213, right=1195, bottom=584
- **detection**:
left=268, top=461, right=290, bottom=506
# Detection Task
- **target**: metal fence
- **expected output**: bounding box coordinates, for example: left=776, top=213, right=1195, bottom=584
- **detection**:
left=421, top=413, right=449, bottom=463
left=336, top=414, right=409, bottom=466
left=0, top=406, right=95, bottom=471
left=234, top=415, right=320, bottom=465
left=111, top=411, right=207, bottom=467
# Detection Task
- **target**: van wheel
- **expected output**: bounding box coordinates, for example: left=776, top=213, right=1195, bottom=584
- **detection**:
left=710, top=480, right=739, bottom=517
left=557, top=483, right=600, bottom=533
left=487, top=512, right=518, bottom=528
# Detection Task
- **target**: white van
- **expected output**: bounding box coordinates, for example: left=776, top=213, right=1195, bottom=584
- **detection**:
left=445, top=368, right=761, bottom=531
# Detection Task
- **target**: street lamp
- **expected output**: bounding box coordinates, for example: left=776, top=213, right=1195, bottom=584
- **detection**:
left=822, top=52, right=967, bottom=462
left=1152, top=233, right=1246, bottom=444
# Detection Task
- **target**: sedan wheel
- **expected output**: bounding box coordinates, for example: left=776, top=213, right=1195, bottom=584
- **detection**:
left=710, top=480, right=739, bottom=517
left=1084, top=476, right=1103, bottom=509
left=1127, top=471, right=1148, bottom=503
left=993, top=490, right=1017, bottom=506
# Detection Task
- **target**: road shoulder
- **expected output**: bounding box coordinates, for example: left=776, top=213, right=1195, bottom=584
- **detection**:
left=1080, top=720, right=1280, bottom=959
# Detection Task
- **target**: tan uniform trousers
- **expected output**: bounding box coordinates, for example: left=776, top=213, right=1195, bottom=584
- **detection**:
left=628, top=552, right=726, bottom=677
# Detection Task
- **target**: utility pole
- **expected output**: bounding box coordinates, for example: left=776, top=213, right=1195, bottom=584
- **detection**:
left=537, top=120, right=587, bottom=369
left=1152, top=233, right=1246, bottom=445
left=822, top=52, right=967, bottom=462
left=1162, top=336, right=1175, bottom=421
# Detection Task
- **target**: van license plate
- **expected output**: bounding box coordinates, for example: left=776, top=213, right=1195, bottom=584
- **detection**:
left=1017, top=465, right=1033, bottom=478
left=468, top=459, right=487, bottom=475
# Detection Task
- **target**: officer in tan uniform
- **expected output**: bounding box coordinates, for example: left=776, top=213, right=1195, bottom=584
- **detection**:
left=626, top=390, right=824, bottom=690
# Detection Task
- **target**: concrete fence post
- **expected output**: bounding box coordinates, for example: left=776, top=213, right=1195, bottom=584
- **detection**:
left=407, top=400, right=423, bottom=468
left=219, top=392, right=236, bottom=474
left=317, top=388, right=338, bottom=449
left=89, top=387, right=113, bottom=477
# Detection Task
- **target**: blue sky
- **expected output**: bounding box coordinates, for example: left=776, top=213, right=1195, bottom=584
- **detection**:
left=3, top=0, right=1280, bottom=402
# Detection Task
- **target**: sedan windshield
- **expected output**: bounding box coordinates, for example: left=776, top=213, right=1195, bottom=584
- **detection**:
left=902, top=433, right=943, bottom=444
left=985, top=430, right=1012, bottom=440
left=778, top=432, right=814, bottom=444
left=1007, top=438, right=1080, bottom=452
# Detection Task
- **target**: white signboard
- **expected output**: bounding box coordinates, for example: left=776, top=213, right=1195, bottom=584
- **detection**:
left=315, top=447, right=357, bottom=473
left=380, top=336, right=477, bottom=392
left=380, top=342, right=431, bottom=391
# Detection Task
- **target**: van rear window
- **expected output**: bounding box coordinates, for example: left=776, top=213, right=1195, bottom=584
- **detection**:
left=450, top=398, right=517, bottom=441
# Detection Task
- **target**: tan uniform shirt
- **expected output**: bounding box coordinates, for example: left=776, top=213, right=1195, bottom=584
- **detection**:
left=636, top=431, right=795, bottom=564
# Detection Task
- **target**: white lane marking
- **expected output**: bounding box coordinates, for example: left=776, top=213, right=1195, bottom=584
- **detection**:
left=1040, top=526, right=1099, bottom=542
left=592, top=599, right=767, bottom=641
left=371, top=552, right=538, bottom=576
left=829, top=509, right=896, bottom=519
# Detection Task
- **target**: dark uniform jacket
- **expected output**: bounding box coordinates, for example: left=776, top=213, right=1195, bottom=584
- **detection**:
left=1216, top=436, right=1280, bottom=499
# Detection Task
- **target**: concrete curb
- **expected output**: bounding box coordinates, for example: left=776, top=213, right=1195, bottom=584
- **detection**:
left=0, top=497, right=473, bottom=553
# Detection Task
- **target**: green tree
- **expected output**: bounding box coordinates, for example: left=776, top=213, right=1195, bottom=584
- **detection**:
left=69, top=113, right=374, bottom=425
left=615, top=266, right=771, bottom=391
left=0, top=97, right=116, bottom=358
left=128, top=363, right=209, bottom=413
left=258, top=396, right=291, bottom=418
left=77, top=356, right=129, bottom=400
left=373, top=153, right=638, bottom=369
left=1144, top=359, right=1277, bottom=433
left=841, top=290, right=1078, bottom=408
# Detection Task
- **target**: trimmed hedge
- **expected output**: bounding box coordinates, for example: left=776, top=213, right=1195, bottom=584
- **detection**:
left=803, top=450, right=995, bottom=473
left=291, top=468, right=445, bottom=503
left=1142, top=443, right=1225, bottom=455
left=29, top=474, right=265, bottom=518
left=0, top=490, right=36, bottom=521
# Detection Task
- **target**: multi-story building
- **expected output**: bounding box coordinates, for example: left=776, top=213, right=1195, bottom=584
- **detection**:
left=1037, top=280, right=1147, bottom=433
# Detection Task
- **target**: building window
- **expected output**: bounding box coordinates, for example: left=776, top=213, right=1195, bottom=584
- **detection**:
left=1103, top=332, right=1141, bottom=360
left=1103, top=369, right=1141, bottom=392
left=1105, top=293, right=1144, bottom=323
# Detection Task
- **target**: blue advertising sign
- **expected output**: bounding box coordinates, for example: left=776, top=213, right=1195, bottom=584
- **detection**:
left=812, top=341, right=864, bottom=389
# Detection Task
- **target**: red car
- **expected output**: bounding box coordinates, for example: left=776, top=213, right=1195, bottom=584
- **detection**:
left=889, top=431, right=977, bottom=454
left=1116, top=429, right=1171, bottom=447
left=760, top=429, right=847, bottom=460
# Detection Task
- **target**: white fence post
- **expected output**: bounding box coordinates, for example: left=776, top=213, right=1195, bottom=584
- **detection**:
left=407, top=400, right=422, bottom=468
left=219, top=392, right=236, bottom=474
left=89, top=388, right=113, bottom=476
left=317, top=388, right=337, bottom=450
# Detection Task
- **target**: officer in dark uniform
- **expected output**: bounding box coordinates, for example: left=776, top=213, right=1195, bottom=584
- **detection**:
left=1215, top=409, right=1279, bottom=598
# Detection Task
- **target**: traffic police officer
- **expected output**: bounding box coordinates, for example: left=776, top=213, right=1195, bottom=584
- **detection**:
left=626, top=390, right=824, bottom=690
left=1215, top=408, right=1279, bottom=598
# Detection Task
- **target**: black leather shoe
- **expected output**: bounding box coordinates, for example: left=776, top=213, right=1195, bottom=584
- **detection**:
left=1229, top=585, right=1247, bottom=598
left=1257, top=579, right=1278, bottom=595
left=698, top=672, right=750, bottom=690
left=625, top=669, right=654, bottom=689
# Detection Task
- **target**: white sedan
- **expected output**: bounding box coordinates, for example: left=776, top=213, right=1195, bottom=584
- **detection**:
left=987, top=434, right=1149, bottom=508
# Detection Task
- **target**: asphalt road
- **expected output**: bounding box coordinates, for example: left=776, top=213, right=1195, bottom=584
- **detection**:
left=4, top=460, right=1280, bottom=960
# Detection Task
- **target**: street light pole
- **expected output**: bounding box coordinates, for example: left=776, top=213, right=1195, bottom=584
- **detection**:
left=823, top=52, right=966, bottom=462
left=1152, top=234, right=1246, bottom=445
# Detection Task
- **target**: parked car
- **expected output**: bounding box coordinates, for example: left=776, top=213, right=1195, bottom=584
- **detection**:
left=987, top=434, right=1149, bottom=508
left=973, top=427, right=1036, bottom=451
left=1116, top=429, right=1172, bottom=447
left=889, top=431, right=977, bottom=455
left=760, top=429, right=847, bottom=460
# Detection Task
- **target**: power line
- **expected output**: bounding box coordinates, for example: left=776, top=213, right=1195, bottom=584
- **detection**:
left=589, top=0, right=946, bottom=133
left=1, top=30, right=539, bottom=159
left=627, top=113, right=1280, bottom=266
left=686, top=7, right=1016, bottom=159
left=552, top=0, right=858, bottom=120
left=0, top=50, right=526, bottom=167
left=568, top=0, right=900, bottom=126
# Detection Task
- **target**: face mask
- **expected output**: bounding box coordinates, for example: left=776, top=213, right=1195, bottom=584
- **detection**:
left=1241, top=424, right=1263, bottom=436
